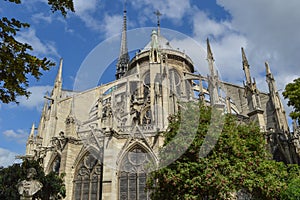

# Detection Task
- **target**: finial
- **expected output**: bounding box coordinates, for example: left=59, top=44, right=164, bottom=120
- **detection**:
left=29, top=123, right=35, bottom=139
left=265, top=61, right=271, bottom=75
left=154, top=10, right=162, bottom=35
left=241, top=47, right=252, bottom=84
left=241, top=47, right=249, bottom=68
left=207, top=38, right=214, bottom=61
left=55, top=58, right=63, bottom=85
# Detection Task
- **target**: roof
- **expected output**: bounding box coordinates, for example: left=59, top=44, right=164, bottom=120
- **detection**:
left=141, top=30, right=174, bottom=52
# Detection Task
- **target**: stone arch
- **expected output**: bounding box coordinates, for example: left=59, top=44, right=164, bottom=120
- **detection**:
left=72, top=147, right=103, bottom=200
left=117, top=142, right=156, bottom=200
left=46, top=152, right=60, bottom=174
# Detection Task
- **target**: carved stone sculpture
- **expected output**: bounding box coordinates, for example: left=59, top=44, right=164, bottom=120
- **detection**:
left=17, top=168, right=43, bottom=200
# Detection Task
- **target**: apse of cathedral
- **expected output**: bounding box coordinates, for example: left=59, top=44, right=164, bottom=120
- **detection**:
left=24, top=8, right=300, bottom=200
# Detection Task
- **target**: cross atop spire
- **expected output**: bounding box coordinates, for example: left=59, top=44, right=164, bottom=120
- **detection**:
left=154, top=10, right=162, bottom=35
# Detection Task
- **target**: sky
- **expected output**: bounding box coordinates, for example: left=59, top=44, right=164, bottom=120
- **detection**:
left=0, top=0, right=300, bottom=167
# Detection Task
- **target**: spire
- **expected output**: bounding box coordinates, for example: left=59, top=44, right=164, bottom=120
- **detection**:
left=154, top=10, right=162, bottom=36
left=51, top=58, right=63, bottom=99
left=56, top=58, right=63, bottom=83
left=29, top=123, right=35, bottom=139
left=241, top=48, right=264, bottom=128
left=241, top=47, right=252, bottom=84
left=42, top=92, right=49, bottom=117
left=265, top=61, right=272, bottom=75
left=207, top=38, right=215, bottom=77
left=265, top=61, right=289, bottom=132
left=26, top=123, right=36, bottom=156
left=265, top=61, right=277, bottom=91
left=206, top=39, right=220, bottom=105
left=116, top=3, right=130, bottom=80
left=207, top=38, right=214, bottom=61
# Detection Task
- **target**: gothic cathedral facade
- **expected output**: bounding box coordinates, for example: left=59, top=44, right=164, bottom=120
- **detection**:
left=25, top=9, right=300, bottom=200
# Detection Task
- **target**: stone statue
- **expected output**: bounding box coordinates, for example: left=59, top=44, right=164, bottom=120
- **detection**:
left=17, top=168, right=43, bottom=200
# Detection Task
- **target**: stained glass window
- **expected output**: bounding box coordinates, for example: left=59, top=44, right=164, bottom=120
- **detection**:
left=119, top=146, right=153, bottom=200
left=73, top=153, right=102, bottom=200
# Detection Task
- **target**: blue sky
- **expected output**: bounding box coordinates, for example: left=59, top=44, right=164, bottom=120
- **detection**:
left=0, top=0, right=300, bottom=167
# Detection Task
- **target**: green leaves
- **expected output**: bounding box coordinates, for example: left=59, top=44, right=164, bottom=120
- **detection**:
left=147, top=104, right=298, bottom=199
left=47, top=0, right=75, bottom=17
left=0, top=16, right=55, bottom=103
left=0, top=0, right=75, bottom=103
left=283, top=78, right=300, bottom=123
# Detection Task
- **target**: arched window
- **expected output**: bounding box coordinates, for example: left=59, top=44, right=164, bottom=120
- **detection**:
left=119, top=146, right=153, bottom=200
left=52, top=156, right=61, bottom=173
left=73, top=153, right=103, bottom=200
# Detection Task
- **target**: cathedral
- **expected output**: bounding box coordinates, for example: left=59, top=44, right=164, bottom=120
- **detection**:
left=24, top=8, right=300, bottom=200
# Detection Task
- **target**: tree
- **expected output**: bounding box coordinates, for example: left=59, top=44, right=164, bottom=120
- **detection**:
left=147, top=104, right=295, bottom=200
left=281, top=165, right=300, bottom=200
left=283, top=78, right=300, bottom=123
left=0, top=0, right=74, bottom=103
left=0, top=159, right=66, bottom=200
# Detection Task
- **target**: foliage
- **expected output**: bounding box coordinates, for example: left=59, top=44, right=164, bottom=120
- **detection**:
left=281, top=165, right=300, bottom=200
left=283, top=78, right=300, bottom=123
left=0, top=0, right=74, bottom=103
left=147, top=104, right=296, bottom=200
left=0, top=159, right=65, bottom=200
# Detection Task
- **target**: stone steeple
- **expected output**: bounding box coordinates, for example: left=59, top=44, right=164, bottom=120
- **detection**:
left=116, top=4, right=130, bottom=80
left=241, top=48, right=265, bottom=130
left=29, top=123, right=35, bottom=140
left=42, top=59, right=63, bottom=146
left=265, top=62, right=289, bottom=132
left=242, top=48, right=260, bottom=110
left=207, top=38, right=220, bottom=105
left=242, top=47, right=252, bottom=85
left=26, top=123, right=35, bottom=156
left=51, top=58, right=63, bottom=99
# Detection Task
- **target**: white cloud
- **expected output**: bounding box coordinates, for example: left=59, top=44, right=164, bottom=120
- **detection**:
left=3, top=129, right=28, bottom=144
left=215, top=0, right=300, bottom=88
left=16, top=29, right=59, bottom=58
left=130, top=0, right=191, bottom=22
left=103, top=14, right=123, bottom=38
left=73, top=0, right=99, bottom=15
left=0, top=148, right=20, bottom=167
left=32, top=12, right=53, bottom=24
left=185, top=9, right=248, bottom=83
left=71, top=0, right=102, bottom=32
left=192, top=11, right=228, bottom=39
left=185, top=1, right=300, bottom=122
left=18, top=86, right=52, bottom=111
